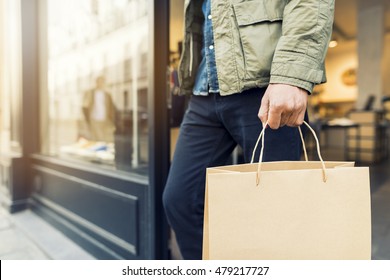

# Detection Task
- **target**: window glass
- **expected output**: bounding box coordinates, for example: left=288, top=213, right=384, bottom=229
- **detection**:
left=0, top=0, right=22, bottom=154
left=43, top=0, right=149, bottom=175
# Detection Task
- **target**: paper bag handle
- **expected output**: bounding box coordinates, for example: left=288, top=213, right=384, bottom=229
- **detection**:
left=251, top=121, right=327, bottom=185
left=250, top=122, right=309, bottom=164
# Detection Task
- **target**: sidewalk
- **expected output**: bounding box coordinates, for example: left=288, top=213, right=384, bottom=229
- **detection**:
left=0, top=207, right=95, bottom=260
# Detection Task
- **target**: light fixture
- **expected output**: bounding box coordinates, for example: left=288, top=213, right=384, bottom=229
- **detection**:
left=329, top=40, right=338, bottom=48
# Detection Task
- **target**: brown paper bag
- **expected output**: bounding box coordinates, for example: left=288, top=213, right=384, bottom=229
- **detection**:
left=203, top=122, right=371, bottom=260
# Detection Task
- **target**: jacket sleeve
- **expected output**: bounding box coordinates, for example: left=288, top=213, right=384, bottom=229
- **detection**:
left=269, top=0, right=335, bottom=93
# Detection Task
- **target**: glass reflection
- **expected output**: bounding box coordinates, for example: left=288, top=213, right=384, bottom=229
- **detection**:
left=44, top=0, right=149, bottom=174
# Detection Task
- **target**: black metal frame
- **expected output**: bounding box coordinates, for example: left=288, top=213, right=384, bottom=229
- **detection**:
left=147, top=0, right=170, bottom=259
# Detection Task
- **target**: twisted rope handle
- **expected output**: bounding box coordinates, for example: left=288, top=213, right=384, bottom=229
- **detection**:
left=250, top=121, right=327, bottom=186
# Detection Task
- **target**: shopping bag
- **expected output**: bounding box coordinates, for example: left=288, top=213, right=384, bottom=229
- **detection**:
left=203, top=121, right=371, bottom=260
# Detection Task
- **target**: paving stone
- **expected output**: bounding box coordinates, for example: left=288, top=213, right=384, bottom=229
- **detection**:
left=0, top=217, right=11, bottom=230
left=0, top=228, right=49, bottom=260
left=11, top=210, right=95, bottom=260
left=0, top=228, right=28, bottom=254
left=0, top=208, right=94, bottom=260
left=0, top=247, right=49, bottom=260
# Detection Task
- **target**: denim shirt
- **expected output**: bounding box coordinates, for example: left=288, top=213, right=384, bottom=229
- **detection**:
left=192, top=0, right=219, bottom=96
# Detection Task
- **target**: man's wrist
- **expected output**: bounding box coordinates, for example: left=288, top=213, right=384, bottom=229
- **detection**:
left=269, top=76, right=314, bottom=94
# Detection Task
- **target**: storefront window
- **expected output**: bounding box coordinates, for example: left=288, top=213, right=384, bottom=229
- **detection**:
left=41, top=0, right=149, bottom=175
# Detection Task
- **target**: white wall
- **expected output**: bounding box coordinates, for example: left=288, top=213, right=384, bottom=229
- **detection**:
left=321, top=41, right=358, bottom=102
left=321, top=32, right=390, bottom=102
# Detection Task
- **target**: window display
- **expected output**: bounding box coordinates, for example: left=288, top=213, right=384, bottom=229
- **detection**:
left=42, top=0, right=149, bottom=174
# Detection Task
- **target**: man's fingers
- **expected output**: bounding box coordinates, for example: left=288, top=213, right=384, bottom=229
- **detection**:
left=296, top=108, right=306, bottom=126
left=259, top=84, right=308, bottom=129
left=258, top=95, right=269, bottom=124
left=280, top=112, right=292, bottom=127
left=287, top=106, right=306, bottom=127
left=267, top=106, right=282, bottom=129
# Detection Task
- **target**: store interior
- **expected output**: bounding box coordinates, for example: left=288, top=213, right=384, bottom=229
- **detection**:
left=169, top=0, right=390, bottom=164
left=167, top=0, right=390, bottom=259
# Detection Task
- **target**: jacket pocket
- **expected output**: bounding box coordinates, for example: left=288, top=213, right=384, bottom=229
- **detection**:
left=232, top=0, right=285, bottom=81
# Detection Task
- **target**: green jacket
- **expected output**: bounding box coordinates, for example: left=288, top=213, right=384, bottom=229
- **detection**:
left=179, top=0, right=335, bottom=95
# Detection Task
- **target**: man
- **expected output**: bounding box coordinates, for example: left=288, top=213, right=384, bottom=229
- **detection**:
left=163, top=0, right=335, bottom=259
left=82, top=76, right=116, bottom=143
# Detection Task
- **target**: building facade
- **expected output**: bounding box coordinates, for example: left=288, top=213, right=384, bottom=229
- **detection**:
left=0, top=0, right=170, bottom=259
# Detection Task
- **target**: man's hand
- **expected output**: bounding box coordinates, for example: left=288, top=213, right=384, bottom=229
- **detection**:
left=258, top=84, right=308, bottom=129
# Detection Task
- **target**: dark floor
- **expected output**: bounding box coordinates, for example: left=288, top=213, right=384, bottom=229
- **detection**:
left=369, top=159, right=390, bottom=259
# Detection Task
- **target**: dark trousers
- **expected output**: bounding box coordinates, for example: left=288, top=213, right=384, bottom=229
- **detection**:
left=163, top=88, right=304, bottom=260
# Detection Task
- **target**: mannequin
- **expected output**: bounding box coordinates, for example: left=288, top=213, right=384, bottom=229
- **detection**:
left=82, top=76, right=116, bottom=142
